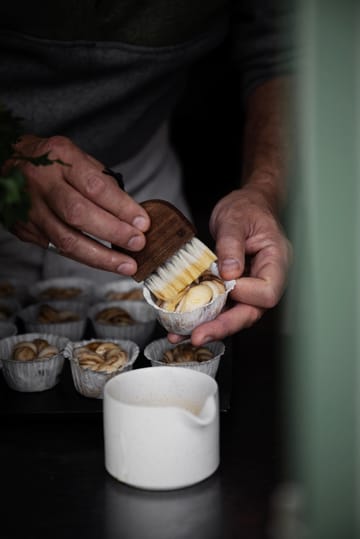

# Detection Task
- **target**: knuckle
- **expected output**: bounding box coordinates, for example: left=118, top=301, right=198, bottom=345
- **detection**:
left=84, top=173, right=105, bottom=196
left=262, top=288, right=278, bottom=309
left=245, top=306, right=264, bottom=328
left=44, top=135, right=72, bottom=154
left=56, top=234, right=78, bottom=255
left=63, top=199, right=85, bottom=227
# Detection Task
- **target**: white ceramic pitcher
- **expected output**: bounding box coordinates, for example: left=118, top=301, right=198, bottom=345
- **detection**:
left=103, top=366, right=220, bottom=490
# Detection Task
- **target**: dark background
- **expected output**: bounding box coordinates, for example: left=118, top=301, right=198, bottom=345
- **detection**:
left=170, top=39, right=242, bottom=246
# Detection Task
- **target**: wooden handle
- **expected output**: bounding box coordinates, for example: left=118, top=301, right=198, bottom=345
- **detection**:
left=113, top=199, right=196, bottom=282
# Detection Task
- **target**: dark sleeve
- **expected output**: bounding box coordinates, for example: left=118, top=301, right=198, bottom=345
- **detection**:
left=230, top=0, right=297, bottom=100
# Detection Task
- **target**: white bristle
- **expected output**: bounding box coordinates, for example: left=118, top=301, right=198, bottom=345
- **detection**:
left=145, top=237, right=217, bottom=301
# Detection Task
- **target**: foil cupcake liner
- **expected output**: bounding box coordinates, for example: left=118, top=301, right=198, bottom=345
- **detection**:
left=94, top=278, right=145, bottom=303
left=144, top=338, right=225, bottom=379
left=17, top=300, right=88, bottom=341
left=29, top=276, right=95, bottom=304
left=0, top=332, right=70, bottom=392
left=0, top=321, right=18, bottom=339
left=64, top=338, right=140, bottom=399
left=88, top=300, right=157, bottom=349
left=143, top=263, right=235, bottom=335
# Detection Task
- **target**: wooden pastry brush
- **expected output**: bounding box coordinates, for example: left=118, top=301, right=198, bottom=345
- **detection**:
left=104, top=168, right=217, bottom=302
left=131, top=199, right=217, bottom=301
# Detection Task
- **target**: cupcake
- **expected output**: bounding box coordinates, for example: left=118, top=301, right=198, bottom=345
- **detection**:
left=65, top=338, right=140, bottom=399
left=88, top=300, right=157, bottom=348
left=94, top=277, right=145, bottom=303
left=144, top=338, right=225, bottom=378
left=17, top=300, right=88, bottom=341
left=29, top=276, right=94, bottom=304
left=0, top=332, right=69, bottom=392
left=143, top=263, right=235, bottom=335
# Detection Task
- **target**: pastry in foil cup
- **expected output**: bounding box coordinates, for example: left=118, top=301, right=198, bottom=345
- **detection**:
left=0, top=332, right=69, bottom=392
left=64, top=338, right=140, bottom=399
left=144, top=338, right=225, bottom=379
left=94, top=278, right=145, bottom=303
left=29, top=276, right=94, bottom=304
left=143, top=263, right=236, bottom=335
left=88, top=300, right=157, bottom=349
left=17, top=300, right=88, bottom=341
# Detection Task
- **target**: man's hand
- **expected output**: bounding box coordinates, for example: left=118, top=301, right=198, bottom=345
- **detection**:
left=5, top=134, right=151, bottom=275
left=168, top=185, right=292, bottom=346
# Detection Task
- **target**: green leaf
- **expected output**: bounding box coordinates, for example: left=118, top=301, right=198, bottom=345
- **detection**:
left=0, top=168, right=31, bottom=229
left=0, top=102, right=71, bottom=231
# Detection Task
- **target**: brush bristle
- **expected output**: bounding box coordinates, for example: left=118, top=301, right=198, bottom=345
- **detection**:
left=144, top=237, right=217, bottom=301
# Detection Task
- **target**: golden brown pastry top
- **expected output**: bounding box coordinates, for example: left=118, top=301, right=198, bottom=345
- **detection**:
left=95, top=306, right=135, bottom=325
left=162, top=342, right=214, bottom=364
left=74, top=341, right=128, bottom=373
left=156, top=270, right=225, bottom=313
left=12, top=338, right=60, bottom=361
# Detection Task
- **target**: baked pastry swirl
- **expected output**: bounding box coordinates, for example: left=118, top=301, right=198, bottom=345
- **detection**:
left=105, top=288, right=143, bottom=301
left=162, top=342, right=214, bottom=364
left=74, top=341, right=128, bottom=373
left=39, top=286, right=82, bottom=300
left=95, top=306, right=135, bottom=326
left=12, top=338, right=60, bottom=361
left=156, top=270, right=225, bottom=313
left=37, top=304, right=80, bottom=323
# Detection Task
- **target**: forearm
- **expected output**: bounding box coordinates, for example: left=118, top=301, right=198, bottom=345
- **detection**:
left=240, top=76, right=292, bottom=214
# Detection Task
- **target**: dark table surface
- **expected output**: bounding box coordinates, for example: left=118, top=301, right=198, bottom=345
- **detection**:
left=0, top=325, right=286, bottom=539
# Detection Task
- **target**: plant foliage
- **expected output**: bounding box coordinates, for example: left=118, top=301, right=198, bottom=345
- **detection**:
left=0, top=103, right=66, bottom=229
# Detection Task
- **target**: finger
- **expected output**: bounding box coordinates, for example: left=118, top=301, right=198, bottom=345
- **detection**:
left=188, top=303, right=264, bottom=346
left=231, top=245, right=291, bottom=309
left=43, top=181, right=147, bottom=251
left=24, top=136, right=150, bottom=233
left=51, top=142, right=150, bottom=230
left=12, top=221, right=48, bottom=249
left=23, top=204, right=138, bottom=275
left=213, top=223, right=246, bottom=281
left=167, top=303, right=264, bottom=347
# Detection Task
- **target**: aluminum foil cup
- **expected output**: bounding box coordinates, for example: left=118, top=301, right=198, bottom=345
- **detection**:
left=17, top=300, right=88, bottom=341
left=88, top=300, right=157, bottom=349
left=29, top=276, right=94, bottom=304
left=0, top=298, right=21, bottom=322
left=143, top=338, right=225, bottom=379
left=0, top=321, right=18, bottom=339
left=143, top=263, right=236, bottom=335
left=64, top=338, right=140, bottom=399
left=0, top=332, right=69, bottom=392
left=94, top=278, right=145, bottom=303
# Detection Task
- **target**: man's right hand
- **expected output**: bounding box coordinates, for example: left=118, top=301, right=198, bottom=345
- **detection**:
left=4, top=134, right=151, bottom=275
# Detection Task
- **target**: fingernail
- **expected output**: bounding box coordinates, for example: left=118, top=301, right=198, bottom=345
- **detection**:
left=127, top=235, right=144, bottom=250
left=220, top=257, right=241, bottom=271
left=201, top=336, right=214, bottom=345
left=132, top=216, right=148, bottom=231
left=116, top=262, right=135, bottom=275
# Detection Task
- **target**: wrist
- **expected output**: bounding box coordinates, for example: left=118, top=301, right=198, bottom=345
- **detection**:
left=241, top=171, right=286, bottom=215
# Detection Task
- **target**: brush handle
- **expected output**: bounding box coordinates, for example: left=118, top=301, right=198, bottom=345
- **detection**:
left=114, top=199, right=196, bottom=282
left=104, top=167, right=197, bottom=282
